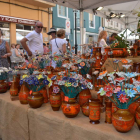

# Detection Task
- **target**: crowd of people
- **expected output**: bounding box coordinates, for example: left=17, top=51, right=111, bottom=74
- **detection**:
left=0, top=20, right=119, bottom=68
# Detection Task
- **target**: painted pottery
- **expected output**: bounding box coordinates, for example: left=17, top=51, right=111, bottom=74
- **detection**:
left=89, top=99, right=101, bottom=124
left=105, top=99, right=112, bottom=124
left=79, top=89, right=91, bottom=107
left=129, top=102, right=139, bottom=116
left=10, top=81, right=19, bottom=96
left=136, top=106, right=140, bottom=130
left=61, top=98, right=80, bottom=118
left=112, top=103, right=118, bottom=114
left=112, top=109, right=134, bottom=133
left=0, top=80, right=8, bottom=93
left=28, top=91, right=44, bottom=108
left=112, top=48, right=124, bottom=58
left=82, top=102, right=89, bottom=117
left=19, top=82, right=29, bottom=104
left=50, top=93, right=61, bottom=111
left=94, top=47, right=102, bottom=69
left=97, top=94, right=104, bottom=107
left=39, top=87, right=48, bottom=103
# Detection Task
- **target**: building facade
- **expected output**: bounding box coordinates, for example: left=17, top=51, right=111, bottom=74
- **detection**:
left=102, top=18, right=125, bottom=36
left=52, top=5, right=101, bottom=51
left=0, top=0, right=55, bottom=46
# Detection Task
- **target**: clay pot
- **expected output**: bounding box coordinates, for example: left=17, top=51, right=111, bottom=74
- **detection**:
left=28, top=91, right=44, bottom=108
left=79, top=89, right=91, bottom=107
left=19, top=82, right=29, bottom=104
left=136, top=106, right=140, bottom=130
left=82, top=102, right=89, bottom=117
left=50, top=93, right=61, bottom=111
left=112, top=103, right=118, bottom=114
left=129, top=102, right=139, bottom=116
left=112, top=48, right=124, bottom=58
left=89, top=99, right=101, bottom=124
left=39, top=87, right=48, bottom=103
left=61, top=98, right=80, bottom=118
left=0, top=80, right=8, bottom=93
left=95, top=47, right=102, bottom=69
left=104, top=48, right=111, bottom=61
left=112, top=109, right=134, bottom=133
left=97, top=94, right=104, bottom=107
left=132, top=63, right=140, bottom=80
left=13, top=75, right=20, bottom=91
left=105, top=99, right=112, bottom=124
left=10, top=81, right=19, bottom=96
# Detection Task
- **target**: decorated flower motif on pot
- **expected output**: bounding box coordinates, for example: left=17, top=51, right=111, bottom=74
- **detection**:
left=121, top=59, right=128, bottom=64
left=53, top=86, right=60, bottom=94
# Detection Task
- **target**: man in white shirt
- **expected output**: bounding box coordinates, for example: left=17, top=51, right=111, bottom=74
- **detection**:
left=20, top=21, right=43, bottom=56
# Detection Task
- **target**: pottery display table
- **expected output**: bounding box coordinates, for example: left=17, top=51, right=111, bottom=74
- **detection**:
left=102, top=56, right=140, bottom=72
left=0, top=91, right=140, bottom=140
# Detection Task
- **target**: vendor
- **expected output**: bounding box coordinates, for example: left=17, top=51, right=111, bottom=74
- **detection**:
left=98, top=31, right=110, bottom=54
left=106, top=33, right=117, bottom=46
left=0, top=29, right=11, bottom=68
left=20, top=21, right=44, bottom=56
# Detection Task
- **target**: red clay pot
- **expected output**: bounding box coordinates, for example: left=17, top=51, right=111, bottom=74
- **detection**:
left=82, top=102, right=89, bottom=117
left=112, top=109, right=134, bottom=133
left=19, top=82, right=29, bottom=104
left=89, top=99, right=101, bottom=124
left=50, top=93, right=61, bottom=111
left=112, top=48, right=124, bottom=58
left=39, top=87, right=48, bottom=103
left=61, top=98, right=80, bottom=118
left=79, top=89, right=91, bottom=107
left=0, top=80, right=8, bottom=93
left=10, top=81, right=19, bottom=96
left=28, top=91, right=44, bottom=108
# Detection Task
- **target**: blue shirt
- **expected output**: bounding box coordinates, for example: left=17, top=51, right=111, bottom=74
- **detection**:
left=106, top=37, right=114, bottom=46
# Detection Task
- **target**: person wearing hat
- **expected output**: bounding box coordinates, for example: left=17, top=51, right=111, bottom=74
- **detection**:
left=47, top=28, right=57, bottom=41
left=20, top=21, right=44, bottom=56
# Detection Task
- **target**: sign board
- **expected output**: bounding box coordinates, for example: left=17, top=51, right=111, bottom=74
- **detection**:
left=66, top=19, right=70, bottom=35
left=0, top=15, right=37, bottom=25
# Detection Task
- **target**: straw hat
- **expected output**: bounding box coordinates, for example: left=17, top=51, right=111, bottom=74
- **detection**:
left=47, top=28, right=56, bottom=35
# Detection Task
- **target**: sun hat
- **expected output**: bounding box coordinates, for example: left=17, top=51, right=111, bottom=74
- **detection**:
left=47, top=28, right=56, bottom=35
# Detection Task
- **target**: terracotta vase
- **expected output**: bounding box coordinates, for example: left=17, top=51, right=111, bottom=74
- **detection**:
left=97, top=94, right=104, bottom=107
left=112, top=48, right=124, bottom=58
left=13, top=75, right=20, bottom=91
left=112, top=109, right=134, bottom=133
left=82, top=102, right=89, bottom=117
left=50, top=93, right=61, bottom=111
left=89, top=99, right=101, bottom=124
left=129, top=102, right=139, bottom=116
left=61, top=98, right=80, bottom=118
left=39, top=87, right=48, bottom=103
left=132, top=63, right=140, bottom=80
left=28, top=91, right=44, bottom=108
left=79, top=89, right=91, bottom=107
left=95, top=47, right=102, bottom=70
left=60, top=91, right=65, bottom=102
left=19, top=82, right=29, bottom=104
left=10, top=81, right=19, bottom=96
left=112, top=103, right=118, bottom=114
left=0, top=80, right=8, bottom=93
left=104, top=48, right=111, bottom=61
left=136, top=106, right=140, bottom=130
left=105, top=99, right=112, bottom=124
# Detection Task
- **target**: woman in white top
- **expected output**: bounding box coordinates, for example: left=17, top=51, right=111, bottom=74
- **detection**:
left=51, top=29, right=67, bottom=68
left=51, top=29, right=67, bottom=55
left=98, top=31, right=110, bottom=54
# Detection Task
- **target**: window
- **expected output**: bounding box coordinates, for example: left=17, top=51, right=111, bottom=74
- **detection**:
left=115, top=22, right=118, bottom=27
left=58, top=5, right=67, bottom=18
left=16, top=24, right=34, bottom=31
left=89, top=13, right=95, bottom=28
left=0, top=22, right=10, bottom=45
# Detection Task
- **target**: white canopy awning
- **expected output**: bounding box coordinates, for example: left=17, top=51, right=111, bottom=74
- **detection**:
left=95, top=1, right=140, bottom=28
left=44, top=0, right=136, bottom=10
left=118, top=29, right=139, bottom=40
